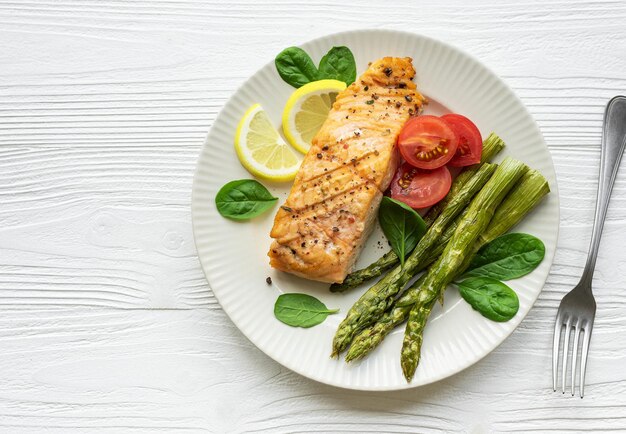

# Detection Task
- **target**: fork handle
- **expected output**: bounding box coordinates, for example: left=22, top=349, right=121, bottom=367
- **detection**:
left=581, top=96, right=626, bottom=287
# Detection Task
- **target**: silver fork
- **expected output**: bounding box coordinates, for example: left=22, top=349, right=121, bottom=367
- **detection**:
left=552, top=95, right=626, bottom=397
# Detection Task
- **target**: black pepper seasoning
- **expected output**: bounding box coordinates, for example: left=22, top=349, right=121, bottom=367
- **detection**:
left=266, top=277, right=272, bottom=285
left=316, top=153, right=323, bottom=159
left=405, top=95, right=413, bottom=102
left=384, top=67, right=392, bottom=76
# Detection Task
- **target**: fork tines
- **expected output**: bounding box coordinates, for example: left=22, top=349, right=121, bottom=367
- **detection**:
left=552, top=301, right=595, bottom=397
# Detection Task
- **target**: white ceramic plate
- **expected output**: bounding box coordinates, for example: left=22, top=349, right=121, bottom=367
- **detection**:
left=191, top=30, right=559, bottom=391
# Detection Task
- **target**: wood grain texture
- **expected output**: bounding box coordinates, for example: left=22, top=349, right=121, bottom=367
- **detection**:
left=1, top=0, right=625, bottom=432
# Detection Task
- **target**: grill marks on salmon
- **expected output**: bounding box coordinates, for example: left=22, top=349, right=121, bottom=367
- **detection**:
left=268, top=57, right=425, bottom=283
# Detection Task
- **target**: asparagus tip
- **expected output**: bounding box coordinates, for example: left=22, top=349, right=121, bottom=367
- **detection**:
left=345, top=343, right=367, bottom=363
left=401, top=361, right=415, bottom=383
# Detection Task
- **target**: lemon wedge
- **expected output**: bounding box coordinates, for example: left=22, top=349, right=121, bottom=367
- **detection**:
left=235, top=103, right=302, bottom=182
left=282, top=79, right=347, bottom=154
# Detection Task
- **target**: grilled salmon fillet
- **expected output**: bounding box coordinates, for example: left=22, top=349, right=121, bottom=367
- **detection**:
left=268, top=57, right=425, bottom=283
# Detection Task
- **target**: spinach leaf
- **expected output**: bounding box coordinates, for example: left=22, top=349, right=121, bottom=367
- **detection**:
left=318, top=46, right=357, bottom=86
left=275, top=47, right=319, bottom=88
left=215, top=179, right=278, bottom=220
left=457, top=277, right=519, bottom=322
left=274, top=293, right=339, bottom=328
left=463, top=233, right=545, bottom=280
left=378, top=196, right=427, bottom=268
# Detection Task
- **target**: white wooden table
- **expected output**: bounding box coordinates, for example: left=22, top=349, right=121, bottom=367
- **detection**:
left=2, top=1, right=625, bottom=432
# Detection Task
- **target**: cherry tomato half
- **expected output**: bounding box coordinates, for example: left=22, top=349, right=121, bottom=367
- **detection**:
left=390, top=163, right=452, bottom=209
left=397, top=115, right=458, bottom=170
left=442, top=114, right=483, bottom=167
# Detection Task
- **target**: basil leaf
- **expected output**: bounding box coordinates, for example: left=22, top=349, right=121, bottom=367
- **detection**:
left=457, top=277, right=519, bottom=322
left=215, top=179, right=278, bottom=220
left=275, top=47, right=319, bottom=88
left=274, top=293, right=339, bottom=328
left=464, top=233, right=545, bottom=280
left=378, top=197, right=427, bottom=268
left=318, top=46, right=357, bottom=86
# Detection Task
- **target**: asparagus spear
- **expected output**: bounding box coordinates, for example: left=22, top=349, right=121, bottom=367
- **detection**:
left=331, top=163, right=497, bottom=357
left=423, top=133, right=505, bottom=226
left=345, top=169, right=550, bottom=362
left=330, top=133, right=505, bottom=293
left=331, top=216, right=462, bottom=294
left=330, top=250, right=398, bottom=293
left=400, top=157, right=528, bottom=381
left=478, top=169, right=551, bottom=246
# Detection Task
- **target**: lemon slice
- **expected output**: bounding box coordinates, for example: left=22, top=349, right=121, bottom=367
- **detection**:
left=282, top=79, right=347, bottom=153
left=235, top=103, right=302, bottom=182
